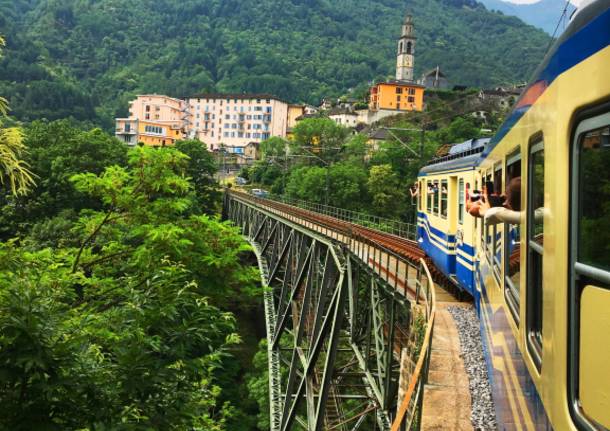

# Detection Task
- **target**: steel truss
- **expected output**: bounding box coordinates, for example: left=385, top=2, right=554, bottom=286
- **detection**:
left=225, top=194, right=424, bottom=431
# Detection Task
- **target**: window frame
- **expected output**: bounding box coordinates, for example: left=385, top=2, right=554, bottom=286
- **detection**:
left=440, top=179, right=448, bottom=219
left=569, top=108, right=610, bottom=431
left=526, top=137, right=544, bottom=371
left=458, top=179, right=464, bottom=225
left=492, top=164, right=503, bottom=283
left=504, top=149, right=522, bottom=326
left=433, top=180, right=440, bottom=215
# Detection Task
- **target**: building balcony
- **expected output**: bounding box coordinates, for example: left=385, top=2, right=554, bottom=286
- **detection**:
left=116, top=128, right=137, bottom=135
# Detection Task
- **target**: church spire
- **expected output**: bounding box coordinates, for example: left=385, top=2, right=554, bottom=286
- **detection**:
left=396, top=13, right=416, bottom=81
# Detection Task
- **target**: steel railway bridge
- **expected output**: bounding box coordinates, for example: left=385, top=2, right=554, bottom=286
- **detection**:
left=223, top=190, right=438, bottom=431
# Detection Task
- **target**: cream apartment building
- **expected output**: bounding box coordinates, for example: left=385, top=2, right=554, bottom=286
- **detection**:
left=116, top=93, right=290, bottom=156
left=187, top=93, right=288, bottom=154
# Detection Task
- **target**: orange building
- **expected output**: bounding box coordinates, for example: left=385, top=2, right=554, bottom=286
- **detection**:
left=115, top=118, right=184, bottom=146
left=369, top=81, right=425, bottom=112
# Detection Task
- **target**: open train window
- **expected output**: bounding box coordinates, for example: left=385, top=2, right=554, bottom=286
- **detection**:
left=527, top=139, right=544, bottom=370
left=504, top=150, right=522, bottom=325
left=426, top=181, right=433, bottom=213
left=491, top=164, right=503, bottom=282
left=569, top=111, right=610, bottom=430
left=440, top=180, right=448, bottom=219
left=433, top=180, right=439, bottom=215
left=458, top=179, right=465, bottom=225
left=418, top=180, right=423, bottom=211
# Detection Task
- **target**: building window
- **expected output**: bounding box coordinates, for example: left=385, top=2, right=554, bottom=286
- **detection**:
left=408, top=88, right=416, bottom=95
left=396, top=88, right=403, bottom=94
left=408, top=96, right=415, bottom=103
left=406, top=41, right=412, bottom=54
left=397, top=95, right=401, bottom=101
left=146, top=105, right=150, bottom=112
left=145, top=114, right=150, bottom=120
left=527, top=140, right=544, bottom=369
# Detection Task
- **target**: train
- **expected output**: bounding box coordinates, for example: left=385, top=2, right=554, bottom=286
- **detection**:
left=416, top=1, right=610, bottom=429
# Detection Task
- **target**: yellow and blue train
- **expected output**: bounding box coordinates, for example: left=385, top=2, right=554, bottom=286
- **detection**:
left=417, top=1, right=610, bottom=429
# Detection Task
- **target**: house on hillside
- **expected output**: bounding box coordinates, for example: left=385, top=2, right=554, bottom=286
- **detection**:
left=421, top=66, right=450, bottom=90
left=367, top=129, right=391, bottom=152
left=328, top=108, right=359, bottom=128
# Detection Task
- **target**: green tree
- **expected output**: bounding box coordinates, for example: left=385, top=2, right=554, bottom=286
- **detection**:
left=259, top=136, right=288, bottom=159
left=175, top=139, right=220, bottom=214
left=0, top=146, right=257, bottom=430
left=0, top=120, right=128, bottom=238
left=291, top=118, right=349, bottom=164
left=367, top=164, right=407, bottom=218
left=0, top=35, right=35, bottom=196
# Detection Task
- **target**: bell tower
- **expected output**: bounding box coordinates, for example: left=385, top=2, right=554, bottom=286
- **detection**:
left=396, top=14, right=416, bottom=82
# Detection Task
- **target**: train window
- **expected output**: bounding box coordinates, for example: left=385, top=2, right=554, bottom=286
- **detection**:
left=458, top=179, right=464, bottom=224
left=440, top=180, right=448, bottom=219
left=527, top=140, right=544, bottom=370
left=504, top=150, right=522, bottom=325
left=577, top=126, right=610, bottom=270
left=491, top=165, right=503, bottom=282
left=427, top=181, right=433, bottom=213
left=569, top=113, right=610, bottom=430
left=433, top=180, right=439, bottom=215
left=418, top=180, right=423, bottom=211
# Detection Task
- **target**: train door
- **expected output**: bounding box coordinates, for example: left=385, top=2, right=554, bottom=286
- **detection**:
left=569, top=111, right=610, bottom=430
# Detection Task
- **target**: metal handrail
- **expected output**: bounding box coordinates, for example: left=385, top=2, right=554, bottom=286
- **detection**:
left=268, top=194, right=417, bottom=241
left=391, top=259, right=436, bottom=431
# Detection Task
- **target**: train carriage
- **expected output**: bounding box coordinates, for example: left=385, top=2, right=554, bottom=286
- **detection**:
left=417, top=1, right=610, bottom=429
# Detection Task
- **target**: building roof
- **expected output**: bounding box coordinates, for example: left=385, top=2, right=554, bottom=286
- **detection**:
left=368, top=129, right=391, bottom=141
left=328, top=107, right=358, bottom=116
left=187, top=93, right=289, bottom=104
left=422, top=68, right=447, bottom=78
left=295, top=113, right=319, bottom=121
left=374, top=80, right=426, bottom=89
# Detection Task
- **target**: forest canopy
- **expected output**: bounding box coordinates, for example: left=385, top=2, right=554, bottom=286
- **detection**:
left=0, top=0, right=549, bottom=129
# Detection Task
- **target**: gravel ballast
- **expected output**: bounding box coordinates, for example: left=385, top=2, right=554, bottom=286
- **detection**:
left=448, top=306, right=497, bottom=431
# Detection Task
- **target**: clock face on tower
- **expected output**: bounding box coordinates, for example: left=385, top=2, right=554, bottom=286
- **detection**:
left=397, top=55, right=413, bottom=68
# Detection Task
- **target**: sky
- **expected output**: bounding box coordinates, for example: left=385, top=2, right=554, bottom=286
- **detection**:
left=506, top=0, right=586, bottom=4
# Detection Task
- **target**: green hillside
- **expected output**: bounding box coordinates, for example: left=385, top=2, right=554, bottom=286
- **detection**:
left=0, top=0, right=550, bottom=129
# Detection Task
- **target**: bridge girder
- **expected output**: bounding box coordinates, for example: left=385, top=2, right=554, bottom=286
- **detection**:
left=225, top=194, right=426, bottom=431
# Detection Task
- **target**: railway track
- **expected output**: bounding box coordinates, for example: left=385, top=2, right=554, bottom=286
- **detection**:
left=234, top=191, right=450, bottom=285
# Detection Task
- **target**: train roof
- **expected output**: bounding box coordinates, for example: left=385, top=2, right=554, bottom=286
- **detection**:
left=420, top=138, right=490, bottom=175
left=480, top=0, right=610, bottom=159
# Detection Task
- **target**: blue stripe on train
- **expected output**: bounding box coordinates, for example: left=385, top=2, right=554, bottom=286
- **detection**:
left=417, top=213, right=475, bottom=295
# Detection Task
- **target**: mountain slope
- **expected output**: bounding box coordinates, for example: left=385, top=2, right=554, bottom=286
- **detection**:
left=0, top=0, right=550, bottom=129
left=477, top=0, right=576, bottom=34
